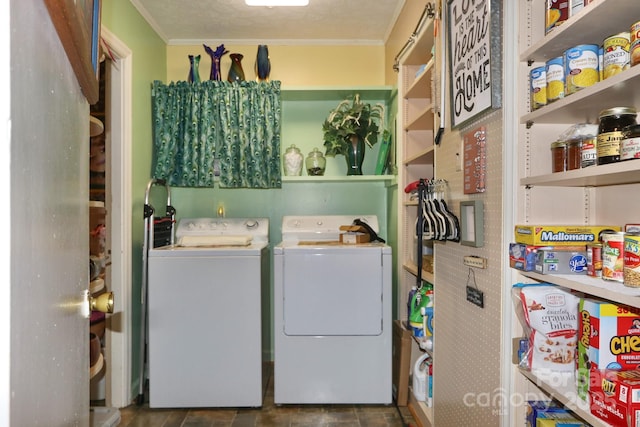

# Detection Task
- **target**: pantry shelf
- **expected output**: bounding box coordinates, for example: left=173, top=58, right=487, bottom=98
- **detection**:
left=519, top=369, right=608, bottom=427
left=521, top=160, right=640, bottom=187
left=519, top=271, right=640, bottom=309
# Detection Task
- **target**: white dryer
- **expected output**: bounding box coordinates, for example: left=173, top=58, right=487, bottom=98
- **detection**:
left=147, top=217, right=269, bottom=408
left=274, top=215, right=392, bottom=404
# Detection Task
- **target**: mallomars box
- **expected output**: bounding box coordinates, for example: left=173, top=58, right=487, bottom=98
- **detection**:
left=514, top=225, right=621, bottom=246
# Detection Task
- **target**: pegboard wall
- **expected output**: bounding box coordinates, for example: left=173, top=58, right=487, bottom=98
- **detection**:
left=432, top=107, right=505, bottom=426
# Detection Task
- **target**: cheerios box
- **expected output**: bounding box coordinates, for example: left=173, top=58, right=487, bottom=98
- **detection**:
left=589, top=369, right=640, bottom=427
left=577, top=298, right=640, bottom=402
left=514, top=225, right=621, bottom=246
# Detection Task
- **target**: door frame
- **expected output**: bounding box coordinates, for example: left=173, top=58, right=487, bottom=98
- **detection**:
left=102, top=26, right=132, bottom=408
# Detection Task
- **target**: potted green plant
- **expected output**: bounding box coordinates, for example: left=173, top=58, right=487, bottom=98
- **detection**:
left=322, top=94, right=387, bottom=175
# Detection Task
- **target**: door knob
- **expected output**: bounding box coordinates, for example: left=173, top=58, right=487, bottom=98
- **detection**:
left=90, top=292, right=114, bottom=314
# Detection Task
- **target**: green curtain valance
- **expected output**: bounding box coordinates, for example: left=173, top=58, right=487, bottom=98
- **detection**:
left=151, top=80, right=282, bottom=188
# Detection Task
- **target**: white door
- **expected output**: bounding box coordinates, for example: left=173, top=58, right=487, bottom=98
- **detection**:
left=4, top=1, right=90, bottom=425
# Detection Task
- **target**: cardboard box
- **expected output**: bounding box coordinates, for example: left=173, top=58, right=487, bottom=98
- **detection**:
left=392, top=320, right=412, bottom=406
left=535, top=249, right=587, bottom=274
left=526, top=401, right=584, bottom=427
left=339, top=232, right=369, bottom=244
left=339, top=225, right=370, bottom=244
left=577, top=298, right=640, bottom=402
left=514, top=225, right=621, bottom=246
left=589, top=369, right=640, bottom=427
left=510, top=243, right=586, bottom=271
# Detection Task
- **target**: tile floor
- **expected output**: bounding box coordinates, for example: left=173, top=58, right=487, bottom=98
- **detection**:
left=115, top=363, right=417, bottom=427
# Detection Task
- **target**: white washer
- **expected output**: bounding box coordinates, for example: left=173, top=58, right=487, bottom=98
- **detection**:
left=274, top=215, right=392, bottom=404
left=147, top=217, right=269, bottom=408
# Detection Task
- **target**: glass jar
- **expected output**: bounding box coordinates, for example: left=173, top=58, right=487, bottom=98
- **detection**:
left=283, top=144, right=303, bottom=176
left=305, top=147, right=326, bottom=176
left=551, top=141, right=567, bottom=173
left=597, top=106, right=638, bottom=165
left=567, top=138, right=582, bottom=170
left=620, top=124, right=640, bottom=161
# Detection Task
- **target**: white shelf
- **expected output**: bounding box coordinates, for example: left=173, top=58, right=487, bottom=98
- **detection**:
left=521, top=160, right=640, bottom=187
left=405, top=59, right=435, bottom=100
left=404, top=146, right=435, bottom=166
left=520, top=0, right=640, bottom=63
left=519, top=271, right=640, bottom=308
left=516, top=2, right=640, bottom=426
left=521, top=66, right=640, bottom=126
left=281, top=175, right=395, bottom=183
left=403, top=261, right=434, bottom=285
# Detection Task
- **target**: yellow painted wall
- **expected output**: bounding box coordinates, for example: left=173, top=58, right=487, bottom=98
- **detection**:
left=385, top=1, right=431, bottom=86
left=166, top=44, right=385, bottom=87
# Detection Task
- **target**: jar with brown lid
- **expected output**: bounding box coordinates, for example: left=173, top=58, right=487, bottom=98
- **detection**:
left=551, top=141, right=567, bottom=173
left=597, top=107, right=637, bottom=165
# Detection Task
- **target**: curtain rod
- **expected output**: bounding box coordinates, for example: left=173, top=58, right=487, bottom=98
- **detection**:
left=393, top=2, right=435, bottom=72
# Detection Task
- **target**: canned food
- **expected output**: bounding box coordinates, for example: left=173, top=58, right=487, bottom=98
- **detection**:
left=631, top=20, right=640, bottom=67
left=599, top=45, right=604, bottom=81
left=564, top=44, right=600, bottom=94
left=587, top=243, right=602, bottom=278
left=546, top=57, right=565, bottom=103
left=567, top=139, right=582, bottom=170
left=602, top=232, right=625, bottom=282
left=581, top=136, right=597, bottom=168
left=551, top=141, right=567, bottom=173
left=546, top=0, right=569, bottom=34
left=530, top=66, right=547, bottom=110
left=597, top=107, right=638, bottom=165
left=603, top=32, right=630, bottom=80
left=624, top=233, right=640, bottom=287
left=621, top=124, right=640, bottom=161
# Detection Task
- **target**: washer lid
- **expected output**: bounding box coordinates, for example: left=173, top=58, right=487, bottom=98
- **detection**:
left=281, top=215, right=379, bottom=242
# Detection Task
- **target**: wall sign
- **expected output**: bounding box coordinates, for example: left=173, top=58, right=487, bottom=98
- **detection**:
left=447, top=0, right=501, bottom=128
left=463, top=126, right=486, bottom=194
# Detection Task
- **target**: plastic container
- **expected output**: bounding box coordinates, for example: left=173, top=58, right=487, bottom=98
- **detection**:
left=412, top=353, right=432, bottom=403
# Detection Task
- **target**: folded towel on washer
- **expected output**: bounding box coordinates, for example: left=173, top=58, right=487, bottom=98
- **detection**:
left=177, top=235, right=253, bottom=247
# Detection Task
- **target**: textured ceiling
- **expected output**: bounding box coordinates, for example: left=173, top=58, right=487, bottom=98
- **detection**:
left=130, top=0, right=405, bottom=45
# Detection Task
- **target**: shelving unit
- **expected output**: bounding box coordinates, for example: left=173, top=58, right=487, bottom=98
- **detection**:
left=514, top=0, right=640, bottom=425
left=396, top=5, right=436, bottom=426
left=280, top=86, right=394, bottom=178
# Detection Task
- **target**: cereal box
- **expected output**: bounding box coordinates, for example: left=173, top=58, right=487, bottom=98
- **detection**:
left=526, top=400, right=584, bottom=427
left=589, top=369, right=640, bottom=427
left=577, top=298, right=640, bottom=401
left=515, top=225, right=621, bottom=246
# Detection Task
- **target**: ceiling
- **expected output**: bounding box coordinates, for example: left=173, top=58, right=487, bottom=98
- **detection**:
left=130, top=0, right=405, bottom=45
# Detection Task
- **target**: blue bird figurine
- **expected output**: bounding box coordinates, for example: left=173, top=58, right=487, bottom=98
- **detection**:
left=255, top=45, right=271, bottom=82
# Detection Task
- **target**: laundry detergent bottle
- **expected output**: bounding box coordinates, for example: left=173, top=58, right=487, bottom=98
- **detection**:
left=412, top=353, right=432, bottom=402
